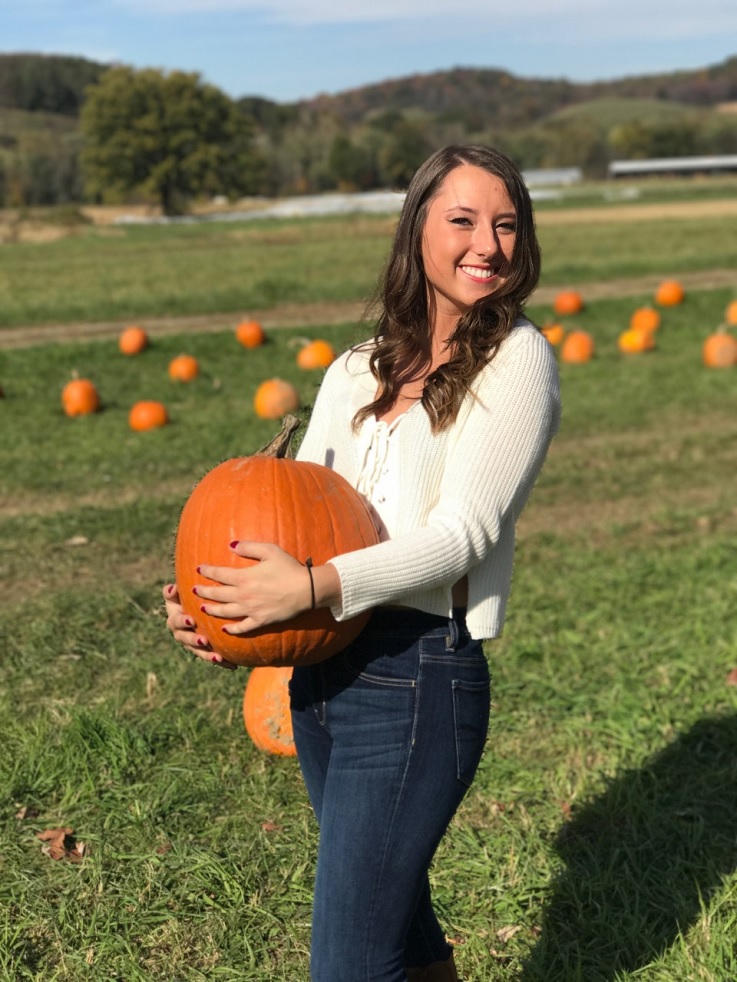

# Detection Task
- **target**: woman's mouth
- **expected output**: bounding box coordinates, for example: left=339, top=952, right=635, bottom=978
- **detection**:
left=459, top=265, right=497, bottom=282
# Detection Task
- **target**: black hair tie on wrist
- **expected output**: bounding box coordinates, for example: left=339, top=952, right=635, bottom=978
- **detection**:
left=305, top=556, right=316, bottom=610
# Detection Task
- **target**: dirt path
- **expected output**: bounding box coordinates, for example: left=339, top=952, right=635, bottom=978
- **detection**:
left=1, top=268, right=735, bottom=350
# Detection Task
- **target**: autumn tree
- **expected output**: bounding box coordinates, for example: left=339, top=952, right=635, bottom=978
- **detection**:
left=81, top=66, right=264, bottom=215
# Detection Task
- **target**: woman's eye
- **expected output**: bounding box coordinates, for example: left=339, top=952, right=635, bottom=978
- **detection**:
left=496, top=221, right=517, bottom=233
left=450, top=216, right=472, bottom=226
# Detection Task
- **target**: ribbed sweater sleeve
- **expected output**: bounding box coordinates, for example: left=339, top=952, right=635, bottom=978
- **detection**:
left=317, top=326, right=560, bottom=623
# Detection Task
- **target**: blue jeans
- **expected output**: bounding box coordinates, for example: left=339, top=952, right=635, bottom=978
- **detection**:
left=290, top=606, right=491, bottom=982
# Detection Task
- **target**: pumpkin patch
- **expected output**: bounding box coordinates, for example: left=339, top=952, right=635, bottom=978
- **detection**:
left=236, top=320, right=266, bottom=349
left=254, top=378, right=300, bottom=419
left=296, top=339, right=336, bottom=370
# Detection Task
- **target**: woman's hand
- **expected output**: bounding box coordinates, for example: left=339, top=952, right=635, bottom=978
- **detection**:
left=193, top=541, right=315, bottom=636
left=162, top=583, right=239, bottom=670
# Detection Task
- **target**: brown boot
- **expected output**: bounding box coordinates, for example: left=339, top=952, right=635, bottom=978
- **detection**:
left=405, top=952, right=460, bottom=981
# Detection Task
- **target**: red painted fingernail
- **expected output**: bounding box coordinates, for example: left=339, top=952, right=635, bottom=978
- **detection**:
left=221, top=626, right=230, bottom=634
left=184, top=617, right=194, bottom=627
left=192, top=586, right=198, bottom=596
left=211, top=655, right=220, bottom=664
left=196, top=566, right=202, bottom=574
left=229, top=540, right=239, bottom=549
left=196, top=637, right=208, bottom=646
left=199, top=605, right=207, bottom=613
left=166, top=585, right=174, bottom=595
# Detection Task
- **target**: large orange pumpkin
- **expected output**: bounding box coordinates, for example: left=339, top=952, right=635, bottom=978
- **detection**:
left=168, top=354, right=200, bottom=382
left=553, top=289, right=584, bottom=317
left=655, top=280, right=685, bottom=307
left=560, top=329, right=595, bottom=364
left=119, top=326, right=149, bottom=355
left=618, top=328, right=655, bottom=354
left=243, top=667, right=296, bottom=756
left=254, top=378, right=300, bottom=419
left=62, top=378, right=100, bottom=417
left=725, top=300, right=737, bottom=326
left=702, top=331, right=737, bottom=368
left=174, top=415, right=380, bottom=667
left=236, top=320, right=266, bottom=349
left=297, top=339, right=336, bottom=370
left=629, top=306, right=661, bottom=335
left=129, top=400, right=169, bottom=431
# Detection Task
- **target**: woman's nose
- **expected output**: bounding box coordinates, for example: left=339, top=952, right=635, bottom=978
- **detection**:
left=471, top=226, right=498, bottom=257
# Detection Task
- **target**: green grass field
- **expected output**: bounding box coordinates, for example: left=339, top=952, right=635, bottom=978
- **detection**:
left=1, top=197, right=736, bottom=980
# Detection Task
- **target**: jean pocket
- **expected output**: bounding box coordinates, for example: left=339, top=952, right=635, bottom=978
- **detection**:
left=451, top=679, right=490, bottom=786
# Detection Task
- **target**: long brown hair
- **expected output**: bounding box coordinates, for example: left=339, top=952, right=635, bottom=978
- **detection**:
left=354, top=144, right=541, bottom=433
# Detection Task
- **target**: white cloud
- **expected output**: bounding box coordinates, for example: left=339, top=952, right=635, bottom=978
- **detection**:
left=115, top=0, right=737, bottom=35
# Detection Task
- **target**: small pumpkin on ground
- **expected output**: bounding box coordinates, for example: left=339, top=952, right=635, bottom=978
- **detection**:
left=655, top=280, right=685, bottom=307
left=629, top=306, right=661, bottom=335
left=560, top=329, right=595, bottom=364
left=724, top=300, right=737, bottom=326
left=618, top=328, right=656, bottom=354
left=297, top=339, right=336, bottom=370
left=553, top=289, right=584, bottom=317
left=243, top=667, right=296, bottom=756
left=541, top=323, right=565, bottom=346
left=168, top=354, right=200, bottom=382
left=119, top=326, right=149, bottom=355
left=254, top=378, right=300, bottom=419
left=129, top=400, right=169, bottom=431
left=62, top=378, right=100, bottom=417
left=174, top=414, right=380, bottom=666
left=702, top=329, right=737, bottom=368
left=236, top=320, right=266, bottom=349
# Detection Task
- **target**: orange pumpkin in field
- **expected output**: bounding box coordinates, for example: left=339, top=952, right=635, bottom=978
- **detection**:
left=62, top=378, right=100, bottom=417
left=119, top=326, right=149, bottom=355
left=655, top=280, right=685, bottom=307
left=561, top=329, right=595, bottom=364
left=174, top=415, right=380, bottom=667
left=553, top=289, right=584, bottom=317
left=725, top=300, right=737, bottom=326
left=243, top=667, right=296, bottom=756
left=254, top=378, right=300, bottom=419
left=541, top=323, right=565, bottom=346
left=702, top=330, right=737, bottom=368
left=168, top=354, right=200, bottom=382
left=129, top=400, right=169, bottom=431
left=618, top=328, right=655, bottom=354
left=236, top=320, right=266, bottom=349
left=629, top=306, right=661, bottom=335
left=297, top=339, right=336, bottom=370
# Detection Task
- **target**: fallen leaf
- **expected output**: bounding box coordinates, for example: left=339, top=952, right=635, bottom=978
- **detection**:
left=36, top=827, right=86, bottom=862
left=496, top=925, right=522, bottom=943
left=726, top=668, right=737, bottom=686
left=261, top=822, right=282, bottom=833
left=65, top=535, right=89, bottom=547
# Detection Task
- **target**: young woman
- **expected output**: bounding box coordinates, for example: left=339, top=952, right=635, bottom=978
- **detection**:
left=164, top=144, right=561, bottom=982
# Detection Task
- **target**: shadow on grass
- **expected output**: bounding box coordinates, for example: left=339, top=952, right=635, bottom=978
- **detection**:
left=521, top=714, right=737, bottom=981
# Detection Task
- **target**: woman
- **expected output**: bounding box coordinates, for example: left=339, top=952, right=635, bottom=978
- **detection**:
left=164, top=144, right=561, bottom=981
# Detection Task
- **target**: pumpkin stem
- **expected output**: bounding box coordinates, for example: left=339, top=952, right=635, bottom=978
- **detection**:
left=255, top=414, right=301, bottom=458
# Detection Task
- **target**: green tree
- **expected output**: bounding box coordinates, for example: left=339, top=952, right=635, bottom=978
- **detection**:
left=81, top=66, right=264, bottom=215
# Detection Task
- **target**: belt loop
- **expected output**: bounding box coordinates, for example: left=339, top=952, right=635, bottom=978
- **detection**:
left=446, top=616, right=459, bottom=651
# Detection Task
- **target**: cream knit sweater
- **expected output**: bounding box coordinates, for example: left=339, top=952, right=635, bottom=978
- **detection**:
left=296, top=317, right=561, bottom=640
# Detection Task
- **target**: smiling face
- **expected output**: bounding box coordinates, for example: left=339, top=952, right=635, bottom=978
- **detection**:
left=420, top=163, right=518, bottom=327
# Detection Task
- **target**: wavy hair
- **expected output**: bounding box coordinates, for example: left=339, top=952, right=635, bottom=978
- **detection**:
left=353, top=144, right=541, bottom=433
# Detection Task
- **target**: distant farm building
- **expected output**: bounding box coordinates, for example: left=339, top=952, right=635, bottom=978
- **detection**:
left=522, top=167, right=583, bottom=187
left=608, top=155, right=737, bottom=178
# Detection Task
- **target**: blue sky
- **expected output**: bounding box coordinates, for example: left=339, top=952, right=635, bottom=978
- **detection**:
left=2, top=0, right=736, bottom=104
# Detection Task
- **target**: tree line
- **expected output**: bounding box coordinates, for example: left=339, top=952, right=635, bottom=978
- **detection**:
left=1, top=53, right=736, bottom=215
